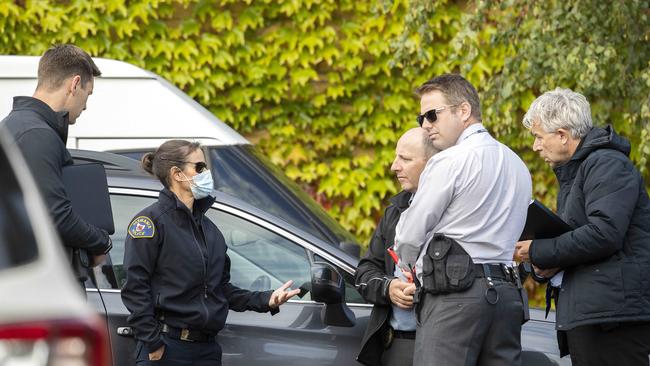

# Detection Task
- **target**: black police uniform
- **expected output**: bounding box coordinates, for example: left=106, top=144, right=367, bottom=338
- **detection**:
left=121, top=188, right=277, bottom=366
left=1, top=97, right=111, bottom=281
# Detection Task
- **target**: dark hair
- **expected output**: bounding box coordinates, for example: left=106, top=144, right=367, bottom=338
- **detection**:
left=141, top=140, right=202, bottom=188
left=415, top=74, right=482, bottom=122
left=36, top=44, right=101, bottom=91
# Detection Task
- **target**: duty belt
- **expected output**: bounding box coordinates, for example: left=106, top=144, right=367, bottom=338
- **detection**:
left=473, top=263, right=516, bottom=283
left=160, top=323, right=215, bottom=342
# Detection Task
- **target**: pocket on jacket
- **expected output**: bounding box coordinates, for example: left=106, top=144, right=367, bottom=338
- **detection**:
left=575, top=264, right=624, bottom=315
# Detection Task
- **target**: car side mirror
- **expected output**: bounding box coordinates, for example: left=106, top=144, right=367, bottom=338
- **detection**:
left=311, top=262, right=356, bottom=327
left=339, top=241, right=360, bottom=258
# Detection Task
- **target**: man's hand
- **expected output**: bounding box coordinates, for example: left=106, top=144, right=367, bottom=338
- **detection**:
left=514, top=240, right=532, bottom=262
left=91, top=254, right=106, bottom=268
left=149, top=345, right=165, bottom=361
left=388, top=279, right=414, bottom=309
left=269, top=280, right=301, bottom=308
left=533, top=265, right=560, bottom=279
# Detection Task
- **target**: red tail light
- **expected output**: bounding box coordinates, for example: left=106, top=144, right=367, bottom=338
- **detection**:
left=0, top=315, right=110, bottom=366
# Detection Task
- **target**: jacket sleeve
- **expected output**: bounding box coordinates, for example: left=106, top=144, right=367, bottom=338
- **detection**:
left=355, top=211, right=395, bottom=306
left=221, top=254, right=276, bottom=314
left=121, top=218, right=165, bottom=353
left=530, top=154, right=639, bottom=269
left=16, top=128, right=110, bottom=255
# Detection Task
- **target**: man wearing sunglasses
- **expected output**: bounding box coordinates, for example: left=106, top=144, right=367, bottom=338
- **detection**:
left=394, top=74, right=532, bottom=366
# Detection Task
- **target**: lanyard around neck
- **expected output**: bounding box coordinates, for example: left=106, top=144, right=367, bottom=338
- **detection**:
left=462, top=128, right=488, bottom=142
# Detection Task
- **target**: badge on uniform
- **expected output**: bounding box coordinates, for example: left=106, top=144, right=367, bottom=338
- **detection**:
left=128, top=216, right=155, bottom=239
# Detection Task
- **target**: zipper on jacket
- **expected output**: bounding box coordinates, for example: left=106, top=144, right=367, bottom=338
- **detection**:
left=187, top=214, right=210, bottom=330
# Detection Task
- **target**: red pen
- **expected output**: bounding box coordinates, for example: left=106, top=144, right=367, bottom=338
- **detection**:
left=387, top=247, right=400, bottom=265
left=387, top=247, right=414, bottom=283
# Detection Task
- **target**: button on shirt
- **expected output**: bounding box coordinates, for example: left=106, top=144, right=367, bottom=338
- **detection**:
left=394, top=123, right=532, bottom=283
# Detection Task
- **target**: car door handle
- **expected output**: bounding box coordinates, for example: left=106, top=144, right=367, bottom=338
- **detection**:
left=117, top=327, right=134, bottom=337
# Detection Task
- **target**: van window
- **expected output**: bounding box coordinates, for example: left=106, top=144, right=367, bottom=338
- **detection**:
left=0, top=144, right=39, bottom=271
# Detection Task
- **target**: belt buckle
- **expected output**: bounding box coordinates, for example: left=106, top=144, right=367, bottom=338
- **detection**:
left=180, top=328, right=194, bottom=342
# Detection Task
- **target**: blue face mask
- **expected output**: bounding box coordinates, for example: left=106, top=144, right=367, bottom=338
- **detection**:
left=181, top=170, right=214, bottom=199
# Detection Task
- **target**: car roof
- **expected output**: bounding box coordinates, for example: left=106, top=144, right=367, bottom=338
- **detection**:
left=70, top=150, right=358, bottom=267
left=0, top=56, right=154, bottom=78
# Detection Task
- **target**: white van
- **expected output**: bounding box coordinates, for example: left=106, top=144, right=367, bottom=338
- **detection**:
left=0, top=56, right=358, bottom=254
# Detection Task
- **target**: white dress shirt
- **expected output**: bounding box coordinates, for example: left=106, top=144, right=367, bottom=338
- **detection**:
left=394, top=123, right=532, bottom=282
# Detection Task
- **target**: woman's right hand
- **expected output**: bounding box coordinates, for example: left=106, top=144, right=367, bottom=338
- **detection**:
left=149, top=345, right=165, bottom=361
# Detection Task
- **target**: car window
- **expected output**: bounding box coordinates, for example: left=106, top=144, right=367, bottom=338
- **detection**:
left=205, top=209, right=312, bottom=300
left=104, top=193, right=312, bottom=300
left=103, top=194, right=158, bottom=289
left=0, top=147, right=39, bottom=272
left=111, top=146, right=359, bottom=248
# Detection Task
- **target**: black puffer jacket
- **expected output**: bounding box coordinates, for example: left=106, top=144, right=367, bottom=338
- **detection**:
left=530, top=125, right=650, bottom=333
left=355, top=191, right=411, bottom=366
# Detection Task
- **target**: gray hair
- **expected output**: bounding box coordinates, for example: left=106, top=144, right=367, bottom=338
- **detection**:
left=522, top=88, right=593, bottom=139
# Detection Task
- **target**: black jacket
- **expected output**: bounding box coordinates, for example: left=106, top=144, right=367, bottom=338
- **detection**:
left=530, top=126, right=650, bottom=333
left=121, top=189, right=276, bottom=353
left=1, top=97, right=110, bottom=275
left=355, top=191, right=411, bottom=366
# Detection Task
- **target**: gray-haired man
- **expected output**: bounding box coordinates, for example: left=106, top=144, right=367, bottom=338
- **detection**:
left=515, top=88, right=650, bottom=365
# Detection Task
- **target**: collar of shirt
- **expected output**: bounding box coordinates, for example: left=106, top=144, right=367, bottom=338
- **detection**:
left=455, top=122, right=488, bottom=145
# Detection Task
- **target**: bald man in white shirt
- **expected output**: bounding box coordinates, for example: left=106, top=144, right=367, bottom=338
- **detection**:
left=394, top=74, right=532, bottom=366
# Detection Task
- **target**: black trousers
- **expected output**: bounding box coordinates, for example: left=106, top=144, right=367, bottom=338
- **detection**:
left=135, top=334, right=222, bottom=366
left=567, top=321, right=650, bottom=366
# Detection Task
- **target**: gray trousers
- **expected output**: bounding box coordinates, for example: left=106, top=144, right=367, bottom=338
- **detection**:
left=414, top=279, right=523, bottom=366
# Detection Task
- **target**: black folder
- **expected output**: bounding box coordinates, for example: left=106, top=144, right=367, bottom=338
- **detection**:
left=519, top=200, right=572, bottom=241
left=62, top=163, right=115, bottom=235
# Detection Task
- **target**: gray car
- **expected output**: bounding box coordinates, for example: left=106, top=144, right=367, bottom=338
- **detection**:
left=72, top=150, right=569, bottom=366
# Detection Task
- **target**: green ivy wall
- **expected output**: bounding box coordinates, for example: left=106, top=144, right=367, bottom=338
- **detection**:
left=1, top=0, right=648, bottom=273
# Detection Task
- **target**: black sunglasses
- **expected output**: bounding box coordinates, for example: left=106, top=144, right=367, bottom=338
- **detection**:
left=160, top=158, right=208, bottom=173
left=416, top=105, right=455, bottom=127
left=185, top=161, right=208, bottom=173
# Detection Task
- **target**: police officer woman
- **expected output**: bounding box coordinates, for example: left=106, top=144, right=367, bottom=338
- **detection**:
left=121, top=140, right=299, bottom=365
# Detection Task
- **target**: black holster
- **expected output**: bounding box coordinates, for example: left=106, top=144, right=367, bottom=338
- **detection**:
left=421, top=234, right=476, bottom=295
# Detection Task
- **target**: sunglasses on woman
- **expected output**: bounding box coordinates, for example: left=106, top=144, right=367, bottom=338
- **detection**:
left=160, top=158, right=208, bottom=173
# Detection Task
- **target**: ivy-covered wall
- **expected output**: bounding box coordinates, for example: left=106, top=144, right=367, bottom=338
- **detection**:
left=0, top=0, right=467, bottom=241
left=1, top=0, right=648, bottom=256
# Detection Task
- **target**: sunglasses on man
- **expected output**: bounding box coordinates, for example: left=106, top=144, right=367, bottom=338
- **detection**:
left=416, top=104, right=458, bottom=127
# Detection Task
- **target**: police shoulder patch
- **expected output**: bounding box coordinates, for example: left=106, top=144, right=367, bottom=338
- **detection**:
left=128, top=216, right=155, bottom=239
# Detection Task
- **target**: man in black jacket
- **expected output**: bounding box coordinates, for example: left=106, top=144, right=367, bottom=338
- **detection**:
left=355, top=127, right=437, bottom=366
left=1, top=45, right=112, bottom=286
left=515, top=88, right=650, bottom=365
